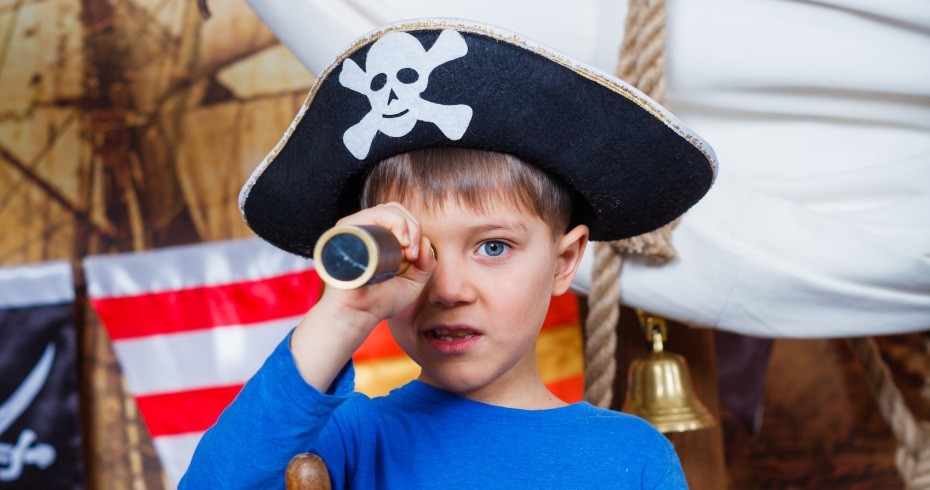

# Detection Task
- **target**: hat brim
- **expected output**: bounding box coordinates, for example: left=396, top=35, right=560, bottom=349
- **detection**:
left=239, top=18, right=717, bottom=257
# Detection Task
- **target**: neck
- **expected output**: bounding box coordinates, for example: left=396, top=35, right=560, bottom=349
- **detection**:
left=466, top=379, right=567, bottom=409
left=432, top=356, right=568, bottom=410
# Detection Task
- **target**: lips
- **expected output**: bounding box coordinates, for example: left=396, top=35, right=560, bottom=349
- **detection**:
left=428, top=328, right=477, bottom=341
left=422, top=325, right=483, bottom=354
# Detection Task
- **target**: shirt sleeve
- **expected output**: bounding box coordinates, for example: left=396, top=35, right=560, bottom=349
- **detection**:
left=179, top=330, right=356, bottom=489
left=646, top=432, right=688, bottom=490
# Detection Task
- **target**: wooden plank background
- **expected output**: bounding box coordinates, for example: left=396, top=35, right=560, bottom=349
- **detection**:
left=1, top=1, right=313, bottom=487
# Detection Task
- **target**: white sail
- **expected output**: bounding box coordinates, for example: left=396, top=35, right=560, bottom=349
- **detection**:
left=244, top=0, right=930, bottom=337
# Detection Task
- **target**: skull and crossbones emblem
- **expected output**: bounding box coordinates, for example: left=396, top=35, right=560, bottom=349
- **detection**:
left=339, top=29, right=474, bottom=159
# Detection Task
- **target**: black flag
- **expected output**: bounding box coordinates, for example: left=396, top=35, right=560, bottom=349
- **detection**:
left=0, top=261, right=83, bottom=488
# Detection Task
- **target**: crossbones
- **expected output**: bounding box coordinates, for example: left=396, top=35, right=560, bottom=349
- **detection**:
left=0, top=430, right=56, bottom=481
left=339, top=29, right=474, bottom=159
left=0, top=343, right=57, bottom=481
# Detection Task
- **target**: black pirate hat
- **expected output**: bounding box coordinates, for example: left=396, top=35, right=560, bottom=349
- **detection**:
left=239, top=18, right=717, bottom=257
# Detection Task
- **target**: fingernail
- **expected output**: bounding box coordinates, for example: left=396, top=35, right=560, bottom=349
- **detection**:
left=412, top=243, right=420, bottom=259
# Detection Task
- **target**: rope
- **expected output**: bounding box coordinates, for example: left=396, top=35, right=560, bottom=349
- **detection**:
left=583, top=0, right=674, bottom=408
left=584, top=242, right=622, bottom=407
left=617, top=0, right=668, bottom=104
left=849, top=338, right=930, bottom=489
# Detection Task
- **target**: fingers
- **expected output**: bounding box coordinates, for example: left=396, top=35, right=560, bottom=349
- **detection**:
left=389, top=203, right=421, bottom=261
left=320, top=204, right=435, bottom=323
left=404, top=235, right=436, bottom=282
left=336, top=202, right=422, bottom=262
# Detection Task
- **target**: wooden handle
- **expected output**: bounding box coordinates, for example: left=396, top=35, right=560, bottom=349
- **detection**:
left=285, top=453, right=331, bottom=490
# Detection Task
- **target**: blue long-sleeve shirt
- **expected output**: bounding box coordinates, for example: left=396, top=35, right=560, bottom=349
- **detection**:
left=180, top=336, right=687, bottom=489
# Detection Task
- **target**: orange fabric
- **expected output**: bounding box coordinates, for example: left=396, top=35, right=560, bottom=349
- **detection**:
left=353, top=321, right=406, bottom=362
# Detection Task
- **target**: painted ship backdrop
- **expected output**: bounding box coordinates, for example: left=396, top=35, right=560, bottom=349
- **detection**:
left=0, top=0, right=927, bottom=488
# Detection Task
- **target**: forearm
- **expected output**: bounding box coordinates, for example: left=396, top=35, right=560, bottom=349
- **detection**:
left=290, top=292, right=381, bottom=392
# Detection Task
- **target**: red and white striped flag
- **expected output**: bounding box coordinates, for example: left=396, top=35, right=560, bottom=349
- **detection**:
left=84, top=239, right=318, bottom=484
left=84, top=238, right=584, bottom=486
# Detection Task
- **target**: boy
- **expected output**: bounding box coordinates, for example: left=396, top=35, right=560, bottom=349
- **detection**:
left=182, top=19, right=716, bottom=488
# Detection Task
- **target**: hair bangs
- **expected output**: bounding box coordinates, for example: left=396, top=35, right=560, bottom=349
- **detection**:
left=361, top=148, right=572, bottom=237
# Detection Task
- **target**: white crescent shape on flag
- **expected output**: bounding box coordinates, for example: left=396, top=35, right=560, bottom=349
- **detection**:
left=0, top=343, right=55, bottom=436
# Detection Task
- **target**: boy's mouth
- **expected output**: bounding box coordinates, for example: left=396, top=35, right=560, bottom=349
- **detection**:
left=422, top=326, right=483, bottom=354
left=426, top=328, right=478, bottom=342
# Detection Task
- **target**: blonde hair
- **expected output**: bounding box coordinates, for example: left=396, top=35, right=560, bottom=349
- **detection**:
left=361, top=147, right=573, bottom=237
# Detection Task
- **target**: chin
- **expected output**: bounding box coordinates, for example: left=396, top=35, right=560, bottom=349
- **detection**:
left=423, top=367, right=495, bottom=396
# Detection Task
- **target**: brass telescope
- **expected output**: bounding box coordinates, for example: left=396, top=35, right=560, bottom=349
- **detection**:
left=313, top=225, right=407, bottom=289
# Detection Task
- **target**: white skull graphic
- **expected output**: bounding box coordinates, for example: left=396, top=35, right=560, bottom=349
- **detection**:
left=339, top=29, right=474, bottom=159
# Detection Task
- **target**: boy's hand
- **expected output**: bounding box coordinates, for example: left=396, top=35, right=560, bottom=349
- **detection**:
left=290, top=202, right=436, bottom=391
left=327, top=201, right=436, bottom=323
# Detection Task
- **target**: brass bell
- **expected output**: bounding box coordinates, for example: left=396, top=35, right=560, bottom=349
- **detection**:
left=622, top=311, right=715, bottom=433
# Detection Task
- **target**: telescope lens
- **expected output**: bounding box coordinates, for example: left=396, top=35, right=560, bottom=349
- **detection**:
left=320, top=233, right=369, bottom=281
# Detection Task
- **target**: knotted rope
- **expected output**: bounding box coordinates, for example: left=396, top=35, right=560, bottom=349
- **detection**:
left=584, top=0, right=678, bottom=408
left=850, top=338, right=930, bottom=489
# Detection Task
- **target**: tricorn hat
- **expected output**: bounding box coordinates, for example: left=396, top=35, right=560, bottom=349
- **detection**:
left=239, top=18, right=717, bottom=257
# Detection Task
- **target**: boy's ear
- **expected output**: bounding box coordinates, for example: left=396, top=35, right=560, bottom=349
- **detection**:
left=552, top=224, right=589, bottom=296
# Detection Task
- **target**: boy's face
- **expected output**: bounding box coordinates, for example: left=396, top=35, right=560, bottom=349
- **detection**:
left=386, top=194, right=587, bottom=405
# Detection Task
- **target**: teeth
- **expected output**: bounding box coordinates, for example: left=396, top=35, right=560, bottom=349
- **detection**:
left=429, top=329, right=476, bottom=341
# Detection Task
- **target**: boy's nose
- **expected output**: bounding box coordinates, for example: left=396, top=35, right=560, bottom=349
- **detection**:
left=426, top=254, right=477, bottom=307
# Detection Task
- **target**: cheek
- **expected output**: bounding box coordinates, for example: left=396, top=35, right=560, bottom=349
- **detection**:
left=386, top=296, right=426, bottom=342
left=489, top=275, right=551, bottom=320
left=386, top=316, right=416, bottom=356
left=493, top=259, right=557, bottom=296
left=492, top=263, right=557, bottom=326
left=388, top=304, right=415, bottom=331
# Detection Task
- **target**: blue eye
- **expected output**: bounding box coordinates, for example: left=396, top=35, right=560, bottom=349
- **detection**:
left=479, top=241, right=508, bottom=257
